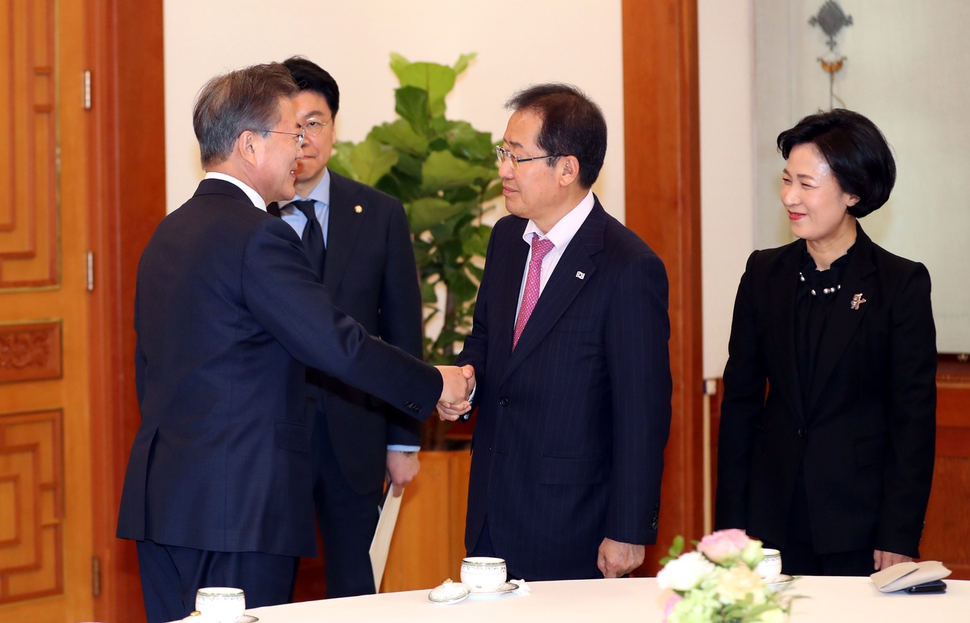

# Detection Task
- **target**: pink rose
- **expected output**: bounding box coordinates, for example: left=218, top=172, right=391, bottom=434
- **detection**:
left=663, top=594, right=684, bottom=622
left=697, top=529, right=751, bottom=564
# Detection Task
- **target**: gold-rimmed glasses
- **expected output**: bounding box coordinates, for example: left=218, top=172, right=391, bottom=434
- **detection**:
left=303, top=117, right=331, bottom=137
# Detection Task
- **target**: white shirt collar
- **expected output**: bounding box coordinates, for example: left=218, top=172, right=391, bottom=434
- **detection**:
left=522, top=190, right=595, bottom=249
left=204, top=172, right=266, bottom=211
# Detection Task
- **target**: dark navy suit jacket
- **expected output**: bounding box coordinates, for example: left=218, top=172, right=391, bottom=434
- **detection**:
left=457, top=198, right=672, bottom=580
left=309, top=171, right=423, bottom=496
left=715, top=224, right=936, bottom=558
left=116, top=179, right=441, bottom=557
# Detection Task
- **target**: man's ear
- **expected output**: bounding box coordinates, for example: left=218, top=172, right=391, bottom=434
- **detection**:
left=559, top=155, right=580, bottom=187
left=236, top=130, right=260, bottom=166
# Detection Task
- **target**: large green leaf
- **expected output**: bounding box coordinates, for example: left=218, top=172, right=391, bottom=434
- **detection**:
left=421, top=150, right=496, bottom=192
left=442, top=120, right=496, bottom=162
left=452, top=52, right=476, bottom=77
left=395, top=86, right=430, bottom=136
left=406, top=197, right=467, bottom=235
left=370, top=119, right=429, bottom=157
left=350, top=136, right=399, bottom=186
left=389, top=54, right=457, bottom=118
left=327, top=141, right=358, bottom=181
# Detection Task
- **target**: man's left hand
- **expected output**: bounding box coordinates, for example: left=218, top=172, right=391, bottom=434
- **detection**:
left=597, top=538, right=645, bottom=578
left=386, top=450, right=420, bottom=497
left=874, top=549, right=911, bottom=571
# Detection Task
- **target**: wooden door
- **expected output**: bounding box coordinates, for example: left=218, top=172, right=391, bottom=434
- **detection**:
left=0, top=0, right=96, bottom=620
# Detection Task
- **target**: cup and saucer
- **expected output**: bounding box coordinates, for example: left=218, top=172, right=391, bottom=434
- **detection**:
left=428, top=557, right=521, bottom=605
left=757, top=549, right=794, bottom=590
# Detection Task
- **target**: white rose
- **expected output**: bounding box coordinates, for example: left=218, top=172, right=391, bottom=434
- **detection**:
left=658, top=552, right=716, bottom=592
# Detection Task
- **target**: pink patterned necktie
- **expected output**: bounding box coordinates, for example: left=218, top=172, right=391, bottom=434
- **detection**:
left=512, top=233, right=555, bottom=349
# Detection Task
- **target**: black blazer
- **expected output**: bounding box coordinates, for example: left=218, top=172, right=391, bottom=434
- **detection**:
left=715, top=224, right=936, bottom=558
left=457, top=199, right=672, bottom=580
left=312, top=171, right=423, bottom=495
left=116, top=179, right=441, bottom=557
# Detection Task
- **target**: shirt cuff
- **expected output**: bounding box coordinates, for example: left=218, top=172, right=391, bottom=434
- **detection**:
left=387, top=444, right=421, bottom=453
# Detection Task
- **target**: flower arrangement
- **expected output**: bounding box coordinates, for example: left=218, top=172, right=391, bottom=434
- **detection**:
left=657, top=529, right=797, bottom=623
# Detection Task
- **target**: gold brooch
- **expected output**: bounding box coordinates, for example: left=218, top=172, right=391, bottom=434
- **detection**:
left=850, top=293, right=867, bottom=310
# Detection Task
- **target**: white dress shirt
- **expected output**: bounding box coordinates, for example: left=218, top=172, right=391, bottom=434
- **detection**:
left=514, top=190, right=596, bottom=318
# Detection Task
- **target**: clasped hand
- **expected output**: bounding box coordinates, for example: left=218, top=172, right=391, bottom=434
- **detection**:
left=435, top=365, right=476, bottom=420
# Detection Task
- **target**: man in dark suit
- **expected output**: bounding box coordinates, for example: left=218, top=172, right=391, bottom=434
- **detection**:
left=454, top=84, right=672, bottom=581
left=116, top=63, right=472, bottom=623
left=271, top=57, right=424, bottom=598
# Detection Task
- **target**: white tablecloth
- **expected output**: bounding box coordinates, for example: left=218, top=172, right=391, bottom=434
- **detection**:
left=247, top=575, right=969, bottom=622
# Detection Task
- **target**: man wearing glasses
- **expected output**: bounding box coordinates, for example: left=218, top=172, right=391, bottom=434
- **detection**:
left=272, top=56, right=426, bottom=598
left=456, top=84, right=672, bottom=581
left=117, top=63, right=473, bottom=622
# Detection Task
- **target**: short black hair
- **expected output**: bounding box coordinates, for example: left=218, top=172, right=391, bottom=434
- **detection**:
left=777, top=109, right=896, bottom=217
left=193, top=63, right=298, bottom=167
left=506, top=83, right=607, bottom=189
left=282, top=56, right=340, bottom=118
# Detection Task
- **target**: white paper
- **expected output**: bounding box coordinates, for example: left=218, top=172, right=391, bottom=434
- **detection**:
left=368, top=488, right=404, bottom=592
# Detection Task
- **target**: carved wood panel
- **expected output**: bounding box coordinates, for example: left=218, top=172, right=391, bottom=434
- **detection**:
left=0, top=321, right=62, bottom=383
left=0, top=0, right=58, bottom=289
left=0, top=409, right=64, bottom=603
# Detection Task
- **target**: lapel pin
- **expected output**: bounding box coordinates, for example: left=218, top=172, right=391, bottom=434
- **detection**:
left=850, top=293, right=867, bottom=310
left=575, top=271, right=585, bottom=280
left=354, top=205, right=363, bottom=213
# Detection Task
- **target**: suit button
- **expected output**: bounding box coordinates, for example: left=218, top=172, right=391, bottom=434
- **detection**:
left=499, top=397, right=510, bottom=407
left=797, top=428, right=806, bottom=438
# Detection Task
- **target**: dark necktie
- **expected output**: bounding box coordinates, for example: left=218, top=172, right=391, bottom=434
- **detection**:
left=290, top=200, right=326, bottom=279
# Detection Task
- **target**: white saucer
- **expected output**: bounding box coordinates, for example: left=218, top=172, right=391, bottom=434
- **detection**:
left=466, top=582, right=518, bottom=600
left=767, top=574, right=794, bottom=590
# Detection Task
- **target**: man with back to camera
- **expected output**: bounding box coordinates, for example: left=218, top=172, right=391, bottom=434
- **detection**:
left=116, top=62, right=473, bottom=623
left=451, top=83, right=673, bottom=581
left=273, top=56, right=425, bottom=597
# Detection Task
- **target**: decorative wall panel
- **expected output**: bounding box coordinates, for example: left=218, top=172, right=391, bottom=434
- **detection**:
left=0, top=0, right=58, bottom=289
left=0, top=321, right=62, bottom=383
left=0, top=409, right=63, bottom=603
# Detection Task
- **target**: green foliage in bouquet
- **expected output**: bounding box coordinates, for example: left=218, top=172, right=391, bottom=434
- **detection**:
left=327, top=53, right=500, bottom=367
left=657, top=530, right=801, bottom=623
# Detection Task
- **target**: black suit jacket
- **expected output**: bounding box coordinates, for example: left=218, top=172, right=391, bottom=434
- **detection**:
left=310, top=171, right=423, bottom=495
left=116, top=179, right=441, bottom=557
left=456, top=199, right=672, bottom=580
left=715, top=224, right=936, bottom=558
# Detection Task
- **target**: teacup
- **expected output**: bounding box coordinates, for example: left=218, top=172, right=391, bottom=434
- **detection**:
left=756, top=548, right=782, bottom=582
left=460, top=557, right=507, bottom=593
left=195, top=587, right=245, bottom=623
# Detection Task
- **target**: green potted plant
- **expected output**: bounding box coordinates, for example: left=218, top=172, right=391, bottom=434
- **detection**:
left=327, top=53, right=500, bottom=448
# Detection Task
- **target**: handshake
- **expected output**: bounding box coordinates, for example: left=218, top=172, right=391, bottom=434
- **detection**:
left=434, top=365, right=476, bottom=421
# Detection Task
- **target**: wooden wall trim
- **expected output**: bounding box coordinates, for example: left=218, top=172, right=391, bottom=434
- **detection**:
left=86, top=0, right=166, bottom=620
left=622, top=0, right=704, bottom=573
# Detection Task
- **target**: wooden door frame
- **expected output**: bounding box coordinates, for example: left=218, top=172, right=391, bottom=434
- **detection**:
left=622, top=0, right=705, bottom=573
left=85, top=0, right=166, bottom=620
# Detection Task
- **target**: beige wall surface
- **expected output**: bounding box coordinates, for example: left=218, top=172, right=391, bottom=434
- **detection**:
left=162, top=0, right=625, bottom=221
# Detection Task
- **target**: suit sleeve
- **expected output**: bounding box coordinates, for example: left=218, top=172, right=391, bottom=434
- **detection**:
left=377, top=198, right=424, bottom=447
left=714, top=251, right=768, bottom=531
left=242, top=217, right=442, bottom=420
left=604, top=251, right=672, bottom=545
left=876, top=262, right=936, bottom=557
left=454, top=221, right=497, bottom=387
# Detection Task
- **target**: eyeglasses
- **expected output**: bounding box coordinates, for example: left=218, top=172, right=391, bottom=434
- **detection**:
left=495, top=145, right=563, bottom=170
left=264, top=127, right=306, bottom=147
left=303, top=118, right=330, bottom=137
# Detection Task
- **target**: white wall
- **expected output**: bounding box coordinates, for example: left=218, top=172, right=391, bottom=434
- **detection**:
left=698, top=0, right=756, bottom=378
left=163, top=0, right=625, bottom=221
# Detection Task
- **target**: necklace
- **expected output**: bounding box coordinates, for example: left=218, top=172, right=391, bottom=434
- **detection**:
left=799, top=272, right=840, bottom=296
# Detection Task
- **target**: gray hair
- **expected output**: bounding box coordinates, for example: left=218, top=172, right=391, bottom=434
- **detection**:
left=193, top=63, right=299, bottom=167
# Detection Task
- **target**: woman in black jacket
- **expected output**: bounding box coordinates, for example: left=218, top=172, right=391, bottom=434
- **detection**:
left=715, top=109, right=937, bottom=576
